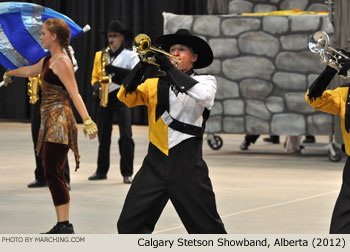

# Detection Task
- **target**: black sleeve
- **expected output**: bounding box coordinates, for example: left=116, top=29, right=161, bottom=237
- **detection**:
left=122, top=61, right=148, bottom=94
left=92, top=81, right=101, bottom=98
left=338, top=57, right=350, bottom=77
left=307, top=66, right=337, bottom=101
left=107, top=66, right=131, bottom=84
left=153, top=53, right=198, bottom=92
left=166, top=66, right=198, bottom=92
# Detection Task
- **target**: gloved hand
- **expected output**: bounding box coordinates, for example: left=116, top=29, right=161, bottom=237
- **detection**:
left=92, top=82, right=101, bottom=98
left=2, top=71, right=13, bottom=86
left=339, top=49, right=350, bottom=58
left=141, top=51, right=154, bottom=63
left=83, top=117, right=98, bottom=139
left=338, top=57, right=350, bottom=77
left=105, top=64, right=118, bottom=75
left=123, top=61, right=147, bottom=93
left=155, top=53, right=173, bottom=71
left=108, top=66, right=131, bottom=84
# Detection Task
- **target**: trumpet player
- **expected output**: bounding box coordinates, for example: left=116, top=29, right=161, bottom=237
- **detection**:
left=89, top=20, right=139, bottom=183
left=117, top=29, right=226, bottom=233
left=305, top=50, right=350, bottom=234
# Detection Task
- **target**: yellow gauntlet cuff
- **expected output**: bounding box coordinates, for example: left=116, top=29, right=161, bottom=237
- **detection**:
left=83, top=117, right=98, bottom=136
left=83, top=117, right=92, bottom=124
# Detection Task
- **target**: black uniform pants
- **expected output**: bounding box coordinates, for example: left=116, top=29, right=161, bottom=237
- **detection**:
left=31, top=100, right=70, bottom=183
left=117, top=137, right=226, bottom=234
left=96, top=89, right=134, bottom=177
left=245, top=135, right=259, bottom=144
left=330, top=156, right=350, bottom=233
left=244, top=135, right=279, bottom=144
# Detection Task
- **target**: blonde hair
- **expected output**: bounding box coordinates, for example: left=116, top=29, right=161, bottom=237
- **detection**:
left=44, top=18, right=73, bottom=64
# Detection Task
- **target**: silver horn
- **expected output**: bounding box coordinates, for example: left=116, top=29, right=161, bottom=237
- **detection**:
left=309, top=31, right=349, bottom=77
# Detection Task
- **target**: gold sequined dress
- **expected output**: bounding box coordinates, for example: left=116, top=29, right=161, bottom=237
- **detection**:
left=36, top=56, right=80, bottom=170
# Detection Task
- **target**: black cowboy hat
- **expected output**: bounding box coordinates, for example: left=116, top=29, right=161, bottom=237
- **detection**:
left=106, top=20, right=133, bottom=41
left=155, top=29, right=213, bottom=69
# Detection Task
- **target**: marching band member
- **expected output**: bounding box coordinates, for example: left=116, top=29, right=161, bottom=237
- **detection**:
left=89, top=20, right=139, bottom=183
left=305, top=56, right=350, bottom=234
left=116, top=29, right=226, bottom=234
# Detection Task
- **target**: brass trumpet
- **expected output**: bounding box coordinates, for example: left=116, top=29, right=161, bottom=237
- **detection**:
left=133, top=33, right=178, bottom=67
left=308, top=31, right=349, bottom=77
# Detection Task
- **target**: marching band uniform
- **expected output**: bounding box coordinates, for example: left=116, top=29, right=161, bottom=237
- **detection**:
left=117, top=29, right=226, bottom=234
left=305, top=62, right=350, bottom=233
left=89, top=20, right=139, bottom=183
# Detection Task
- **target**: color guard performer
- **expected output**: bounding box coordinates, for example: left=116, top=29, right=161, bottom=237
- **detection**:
left=3, top=18, right=97, bottom=234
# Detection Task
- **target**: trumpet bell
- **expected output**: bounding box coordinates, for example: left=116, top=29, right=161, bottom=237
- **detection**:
left=308, top=31, right=329, bottom=53
left=133, top=33, right=178, bottom=68
left=133, top=34, right=151, bottom=53
left=308, top=31, right=350, bottom=78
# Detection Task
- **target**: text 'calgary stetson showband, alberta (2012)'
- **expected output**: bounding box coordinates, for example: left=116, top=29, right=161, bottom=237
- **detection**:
left=137, top=237, right=346, bottom=249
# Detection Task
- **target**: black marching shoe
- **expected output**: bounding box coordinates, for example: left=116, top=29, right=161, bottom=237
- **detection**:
left=123, top=176, right=133, bottom=184
left=302, top=136, right=315, bottom=144
left=27, top=180, right=47, bottom=188
left=263, top=136, right=280, bottom=144
left=88, top=172, right=107, bottom=180
left=240, top=140, right=250, bottom=150
left=43, top=223, right=75, bottom=234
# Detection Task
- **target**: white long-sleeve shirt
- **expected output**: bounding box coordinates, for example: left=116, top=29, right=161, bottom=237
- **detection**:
left=108, top=49, right=139, bottom=92
left=162, top=73, right=217, bottom=149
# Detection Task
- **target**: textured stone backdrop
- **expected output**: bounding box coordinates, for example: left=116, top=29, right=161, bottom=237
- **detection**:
left=228, top=0, right=329, bottom=14
left=163, top=11, right=334, bottom=135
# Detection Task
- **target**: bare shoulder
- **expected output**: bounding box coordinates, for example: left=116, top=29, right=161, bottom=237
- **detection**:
left=51, top=55, right=74, bottom=78
left=53, top=56, right=73, bottom=71
left=57, top=55, right=72, bottom=67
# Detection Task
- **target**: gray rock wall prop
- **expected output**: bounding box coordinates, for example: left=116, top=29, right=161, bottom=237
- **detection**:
left=228, top=0, right=329, bottom=15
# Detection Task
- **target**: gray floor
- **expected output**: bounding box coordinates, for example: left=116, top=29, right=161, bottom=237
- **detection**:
left=0, top=122, right=345, bottom=234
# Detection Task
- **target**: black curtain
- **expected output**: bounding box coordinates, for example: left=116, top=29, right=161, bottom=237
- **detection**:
left=0, top=0, right=207, bottom=124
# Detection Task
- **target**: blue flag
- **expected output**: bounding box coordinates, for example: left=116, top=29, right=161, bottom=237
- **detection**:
left=0, top=2, right=88, bottom=70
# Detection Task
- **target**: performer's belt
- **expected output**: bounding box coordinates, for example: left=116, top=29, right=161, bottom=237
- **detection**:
left=161, top=111, right=204, bottom=137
